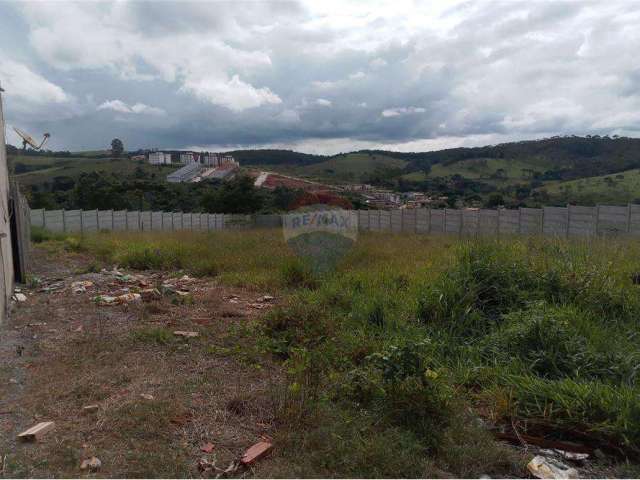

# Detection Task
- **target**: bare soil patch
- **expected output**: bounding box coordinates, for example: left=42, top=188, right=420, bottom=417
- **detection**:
left=0, top=246, right=282, bottom=478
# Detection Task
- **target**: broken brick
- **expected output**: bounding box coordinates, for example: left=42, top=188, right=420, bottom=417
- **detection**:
left=241, top=441, right=273, bottom=465
left=200, top=442, right=215, bottom=453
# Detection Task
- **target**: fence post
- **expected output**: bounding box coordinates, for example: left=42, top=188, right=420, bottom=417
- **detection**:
left=79, top=209, right=83, bottom=233
left=627, top=204, right=632, bottom=235
left=62, top=210, right=66, bottom=232
left=566, top=204, right=571, bottom=238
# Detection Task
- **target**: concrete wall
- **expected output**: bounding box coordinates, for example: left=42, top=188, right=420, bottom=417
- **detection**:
left=0, top=85, right=15, bottom=326
left=31, top=205, right=640, bottom=239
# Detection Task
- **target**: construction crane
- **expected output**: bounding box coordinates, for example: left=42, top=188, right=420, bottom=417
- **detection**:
left=12, top=127, right=50, bottom=151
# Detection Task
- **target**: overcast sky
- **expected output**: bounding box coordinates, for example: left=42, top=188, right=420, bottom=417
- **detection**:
left=1, top=0, right=639, bottom=154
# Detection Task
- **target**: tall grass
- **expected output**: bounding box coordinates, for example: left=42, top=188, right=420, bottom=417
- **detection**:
left=67, top=229, right=640, bottom=474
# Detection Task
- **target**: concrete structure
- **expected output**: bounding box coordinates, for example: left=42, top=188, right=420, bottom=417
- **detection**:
left=149, top=151, right=171, bottom=165
left=31, top=204, right=640, bottom=238
left=0, top=83, right=16, bottom=326
left=201, top=153, right=238, bottom=167
left=180, top=152, right=197, bottom=164
left=167, top=162, right=203, bottom=183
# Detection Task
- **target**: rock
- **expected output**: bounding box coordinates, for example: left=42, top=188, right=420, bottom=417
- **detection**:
left=80, top=456, right=102, bottom=472
left=258, top=295, right=274, bottom=303
left=527, top=455, right=579, bottom=479
left=173, top=331, right=199, bottom=338
left=140, top=393, right=154, bottom=400
left=13, top=293, right=27, bottom=302
left=240, top=441, right=273, bottom=465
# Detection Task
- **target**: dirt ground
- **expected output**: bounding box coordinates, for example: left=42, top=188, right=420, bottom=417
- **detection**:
left=0, top=246, right=283, bottom=478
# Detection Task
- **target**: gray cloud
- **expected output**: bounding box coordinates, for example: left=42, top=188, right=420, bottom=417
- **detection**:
left=0, top=0, right=639, bottom=153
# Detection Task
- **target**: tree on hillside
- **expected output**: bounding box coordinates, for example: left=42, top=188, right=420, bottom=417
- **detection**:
left=111, top=138, right=124, bottom=157
left=201, top=176, right=265, bottom=214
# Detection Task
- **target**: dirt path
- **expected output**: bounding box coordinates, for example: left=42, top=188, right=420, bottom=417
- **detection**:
left=0, top=246, right=283, bottom=478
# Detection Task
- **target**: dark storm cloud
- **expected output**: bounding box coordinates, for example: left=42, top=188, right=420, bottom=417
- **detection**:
left=1, top=0, right=639, bottom=153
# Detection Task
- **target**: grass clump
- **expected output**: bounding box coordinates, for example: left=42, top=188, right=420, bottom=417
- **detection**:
left=31, top=226, right=68, bottom=243
left=131, top=327, right=174, bottom=345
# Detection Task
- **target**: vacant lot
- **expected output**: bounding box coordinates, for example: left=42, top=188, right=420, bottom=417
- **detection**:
left=1, top=229, right=640, bottom=477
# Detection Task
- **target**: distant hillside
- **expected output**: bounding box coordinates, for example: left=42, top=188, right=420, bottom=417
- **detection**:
left=227, top=149, right=327, bottom=166
left=371, top=136, right=640, bottom=180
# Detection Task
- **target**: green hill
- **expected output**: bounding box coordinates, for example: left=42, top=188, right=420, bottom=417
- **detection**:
left=402, top=157, right=554, bottom=185
left=542, top=168, right=640, bottom=204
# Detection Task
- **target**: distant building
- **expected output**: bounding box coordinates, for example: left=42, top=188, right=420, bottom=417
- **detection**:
left=180, top=152, right=197, bottom=164
left=167, top=163, right=203, bottom=183
left=201, top=152, right=238, bottom=167
left=149, top=151, right=171, bottom=165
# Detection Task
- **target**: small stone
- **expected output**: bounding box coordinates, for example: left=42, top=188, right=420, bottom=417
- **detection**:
left=140, top=393, right=154, bottom=400
left=80, top=456, right=102, bottom=472
left=82, top=404, right=99, bottom=413
left=13, top=293, right=27, bottom=302
left=173, top=331, right=199, bottom=338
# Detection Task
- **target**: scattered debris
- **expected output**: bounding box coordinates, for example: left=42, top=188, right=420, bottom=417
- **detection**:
left=82, top=404, right=100, bottom=414
left=27, top=322, right=47, bottom=327
left=95, top=295, right=117, bottom=306
left=39, top=282, right=64, bottom=293
left=257, top=295, right=274, bottom=303
left=18, top=421, right=55, bottom=442
left=71, top=281, right=94, bottom=294
left=494, top=432, right=591, bottom=455
left=12, top=293, right=27, bottom=302
left=80, top=456, right=102, bottom=472
left=117, top=293, right=141, bottom=304
left=9, top=378, right=18, bottom=384
left=175, top=290, right=191, bottom=297
left=200, top=442, right=215, bottom=453
left=527, top=455, right=579, bottom=479
left=174, top=331, right=199, bottom=338
left=540, top=449, right=589, bottom=462
left=140, top=393, right=154, bottom=400
left=240, top=441, right=273, bottom=465
left=95, top=293, right=141, bottom=305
